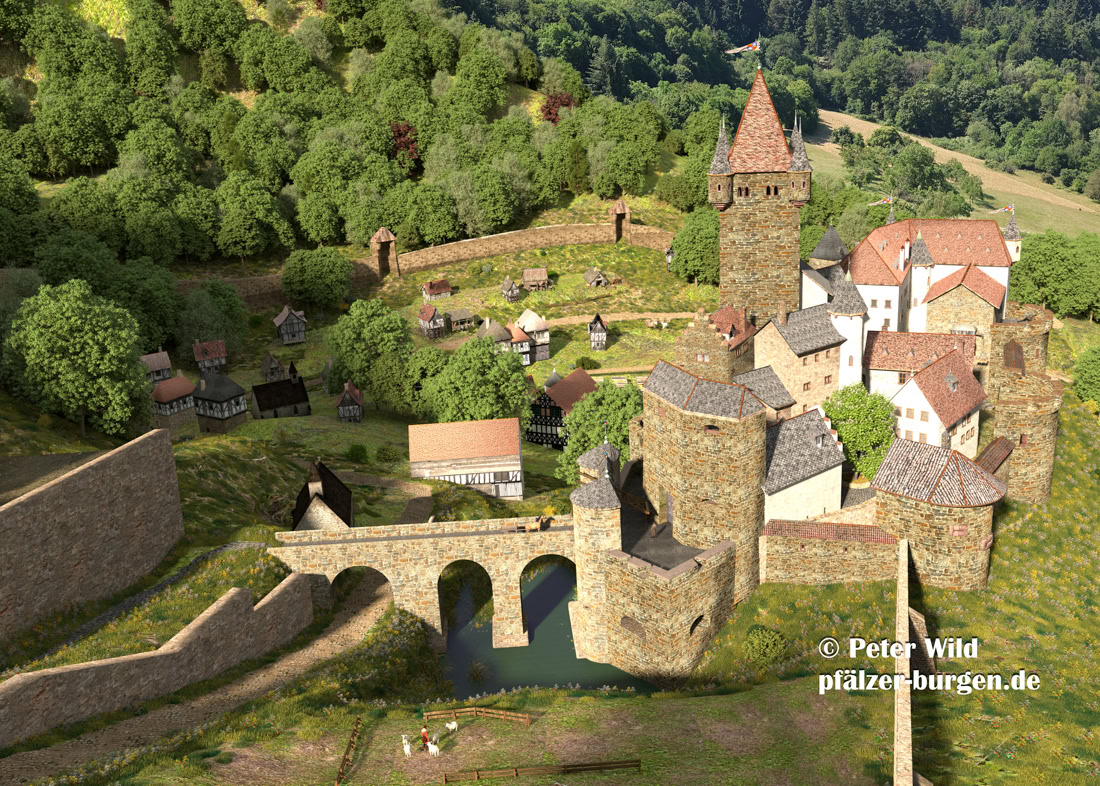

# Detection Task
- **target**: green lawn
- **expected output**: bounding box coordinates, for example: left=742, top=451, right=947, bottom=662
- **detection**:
left=1047, top=316, right=1100, bottom=377
left=0, top=388, right=122, bottom=457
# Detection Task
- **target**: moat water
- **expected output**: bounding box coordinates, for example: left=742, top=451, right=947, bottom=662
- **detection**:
left=441, top=563, right=653, bottom=699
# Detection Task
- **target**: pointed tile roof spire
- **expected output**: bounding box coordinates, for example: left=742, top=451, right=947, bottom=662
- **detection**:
left=810, top=226, right=848, bottom=261
left=886, top=203, right=896, bottom=224
left=1003, top=213, right=1020, bottom=241
left=788, top=113, right=811, bottom=172
left=728, top=69, right=792, bottom=173
left=827, top=273, right=868, bottom=316
left=909, top=230, right=935, bottom=266
left=709, top=116, right=732, bottom=175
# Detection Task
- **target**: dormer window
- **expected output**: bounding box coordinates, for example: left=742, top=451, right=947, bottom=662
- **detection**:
left=816, top=434, right=827, bottom=448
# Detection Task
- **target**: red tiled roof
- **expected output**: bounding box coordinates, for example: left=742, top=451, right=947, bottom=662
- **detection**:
left=192, top=339, right=226, bottom=361
left=727, top=69, right=791, bottom=173
left=911, top=349, right=987, bottom=429
left=545, top=368, right=598, bottom=414
left=710, top=304, right=758, bottom=349
left=153, top=371, right=195, bottom=403
left=423, top=279, right=451, bottom=295
left=418, top=304, right=437, bottom=321
left=762, top=520, right=897, bottom=544
left=140, top=350, right=170, bottom=372
left=975, top=436, right=1013, bottom=475
left=923, top=264, right=1006, bottom=308
left=505, top=322, right=530, bottom=343
left=864, top=331, right=976, bottom=371
left=408, top=418, right=521, bottom=464
left=341, top=380, right=363, bottom=406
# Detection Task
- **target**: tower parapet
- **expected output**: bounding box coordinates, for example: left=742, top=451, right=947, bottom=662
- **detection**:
left=988, top=302, right=1053, bottom=402
left=568, top=467, right=621, bottom=662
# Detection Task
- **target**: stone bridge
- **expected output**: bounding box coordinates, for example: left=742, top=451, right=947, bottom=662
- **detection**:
left=268, top=516, right=575, bottom=651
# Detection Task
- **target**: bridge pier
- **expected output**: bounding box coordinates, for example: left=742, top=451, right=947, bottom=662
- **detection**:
left=490, top=570, right=529, bottom=649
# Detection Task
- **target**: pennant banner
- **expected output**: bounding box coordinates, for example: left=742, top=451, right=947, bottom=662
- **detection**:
left=867, top=196, right=893, bottom=206
left=725, top=40, right=760, bottom=54
left=991, top=204, right=1015, bottom=213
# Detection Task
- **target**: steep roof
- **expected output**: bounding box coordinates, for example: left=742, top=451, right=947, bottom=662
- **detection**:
left=261, top=352, right=283, bottom=375
left=545, top=368, right=598, bottom=414
left=273, top=305, right=306, bottom=327
left=370, top=226, right=396, bottom=243
left=292, top=461, right=353, bottom=529
left=801, top=263, right=843, bottom=297
left=810, top=226, right=848, bottom=261
left=909, top=231, right=935, bottom=266
left=418, top=303, right=438, bottom=322
left=583, top=267, right=607, bottom=284
left=192, top=339, right=226, bottom=362
left=864, top=331, right=976, bottom=371
left=569, top=471, right=620, bottom=509
left=872, top=440, right=1006, bottom=507
left=339, top=380, right=363, bottom=406
left=477, top=317, right=511, bottom=342
left=609, top=198, right=629, bottom=215
left=727, top=69, right=792, bottom=173
left=768, top=304, right=845, bottom=356
left=764, top=409, right=845, bottom=495
left=516, top=308, right=549, bottom=332
left=975, top=436, right=1014, bottom=476
left=1003, top=214, right=1021, bottom=241
left=922, top=264, right=1006, bottom=308
left=544, top=368, right=563, bottom=388
left=193, top=371, right=244, bottom=403
left=827, top=274, right=868, bottom=316
left=408, top=418, right=521, bottom=464
left=731, top=366, right=796, bottom=410
left=910, top=349, right=986, bottom=429
left=709, top=304, right=757, bottom=348
left=709, top=116, right=732, bottom=175
left=252, top=376, right=310, bottom=411
left=505, top=322, right=530, bottom=343
left=578, top=440, right=621, bottom=471
left=501, top=277, right=518, bottom=293
left=140, top=349, right=171, bottom=373
left=788, top=114, right=811, bottom=171
left=423, top=279, right=451, bottom=295
left=152, top=370, right=194, bottom=403
left=644, top=360, right=764, bottom=419
left=589, top=313, right=608, bottom=331
left=522, top=267, right=549, bottom=284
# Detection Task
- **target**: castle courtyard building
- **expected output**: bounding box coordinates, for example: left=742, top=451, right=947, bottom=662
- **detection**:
left=890, top=349, right=986, bottom=458
left=753, top=305, right=845, bottom=415
left=864, top=331, right=976, bottom=400
left=763, top=408, right=845, bottom=522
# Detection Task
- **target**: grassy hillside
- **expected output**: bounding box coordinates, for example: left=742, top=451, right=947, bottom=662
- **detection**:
left=0, top=388, right=121, bottom=457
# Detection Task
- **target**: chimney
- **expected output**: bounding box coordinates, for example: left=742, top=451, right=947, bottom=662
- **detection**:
left=904, top=239, right=911, bottom=259
left=777, top=308, right=788, bottom=325
left=897, top=248, right=905, bottom=270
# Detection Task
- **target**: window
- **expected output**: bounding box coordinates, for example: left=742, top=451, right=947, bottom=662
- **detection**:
left=815, top=353, right=820, bottom=362
left=906, top=408, right=914, bottom=419
left=898, top=372, right=907, bottom=384
left=905, top=430, right=912, bottom=440
left=884, top=318, right=891, bottom=329
left=703, top=353, right=710, bottom=362
left=871, top=299, right=878, bottom=308
left=885, top=299, right=892, bottom=309
left=696, top=353, right=703, bottom=361
left=802, top=404, right=809, bottom=413
left=894, top=407, right=902, bottom=417
left=849, top=356, right=854, bottom=366
left=913, top=297, right=918, bottom=306
left=745, top=187, right=750, bottom=197
left=920, top=411, right=929, bottom=422
left=1020, top=433, right=1029, bottom=446
left=802, top=357, right=808, bottom=366
left=825, top=349, right=831, bottom=358
left=824, top=375, right=832, bottom=384
left=803, top=382, right=811, bottom=391
left=690, top=615, right=706, bottom=636
left=766, top=185, right=772, bottom=195
left=775, top=185, right=781, bottom=196
left=919, top=433, right=927, bottom=443
left=802, top=180, right=806, bottom=188
left=704, top=425, right=720, bottom=434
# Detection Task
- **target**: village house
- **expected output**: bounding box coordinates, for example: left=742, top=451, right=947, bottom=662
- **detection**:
left=732, top=366, right=795, bottom=424
left=864, top=331, right=977, bottom=400
left=192, top=339, right=227, bottom=373
left=337, top=380, right=364, bottom=423
left=418, top=304, right=448, bottom=339
left=919, top=264, right=1006, bottom=368
left=272, top=305, right=307, bottom=345
left=251, top=363, right=311, bottom=420
left=515, top=308, right=550, bottom=361
left=583, top=267, right=609, bottom=287
left=408, top=418, right=524, bottom=499
left=152, top=370, right=196, bottom=431
left=193, top=371, right=247, bottom=434
left=292, top=460, right=353, bottom=531
left=588, top=313, right=608, bottom=351
left=522, top=267, right=550, bottom=291
left=139, top=348, right=172, bottom=382
left=505, top=321, right=533, bottom=365
left=526, top=367, right=598, bottom=449
left=448, top=308, right=475, bottom=331
left=501, top=277, right=521, bottom=302
left=891, top=349, right=986, bottom=459
left=476, top=317, right=513, bottom=353
left=260, top=352, right=286, bottom=382
left=422, top=279, right=452, bottom=302
left=763, top=408, right=845, bottom=521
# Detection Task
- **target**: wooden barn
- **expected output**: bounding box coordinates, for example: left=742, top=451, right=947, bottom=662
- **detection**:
left=522, top=267, right=550, bottom=291
left=251, top=363, right=311, bottom=419
left=192, top=339, right=227, bottom=373
left=448, top=308, right=475, bottom=331
left=408, top=418, right=524, bottom=500
left=273, top=305, right=307, bottom=345
left=193, top=372, right=247, bottom=434
left=337, top=380, right=364, bottom=423
left=583, top=268, right=609, bottom=287
left=139, top=348, right=171, bottom=382
left=422, top=279, right=452, bottom=302
left=418, top=304, right=448, bottom=339
left=501, top=277, right=521, bottom=302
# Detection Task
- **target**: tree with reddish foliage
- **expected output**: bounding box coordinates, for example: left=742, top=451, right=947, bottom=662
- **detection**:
left=390, top=121, right=420, bottom=175
left=540, top=92, right=575, bottom=125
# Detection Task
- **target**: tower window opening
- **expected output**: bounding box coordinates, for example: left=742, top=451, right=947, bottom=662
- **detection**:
left=766, top=186, right=772, bottom=195
left=745, top=187, right=750, bottom=197
left=802, top=180, right=806, bottom=188
left=775, top=185, right=780, bottom=196
left=689, top=614, right=705, bottom=636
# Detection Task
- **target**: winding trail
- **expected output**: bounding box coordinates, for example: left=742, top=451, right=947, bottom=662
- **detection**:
left=0, top=572, right=394, bottom=785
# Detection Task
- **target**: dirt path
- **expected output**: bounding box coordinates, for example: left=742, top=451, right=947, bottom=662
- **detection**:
left=0, top=573, right=394, bottom=786
left=810, top=109, right=1100, bottom=218
left=544, top=310, right=695, bottom=327
left=288, top=457, right=435, bottom=525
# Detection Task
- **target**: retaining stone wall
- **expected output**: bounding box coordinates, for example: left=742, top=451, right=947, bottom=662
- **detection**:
left=808, top=496, right=877, bottom=525
left=759, top=521, right=897, bottom=585
left=0, top=430, right=183, bottom=644
left=0, top=573, right=313, bottom=748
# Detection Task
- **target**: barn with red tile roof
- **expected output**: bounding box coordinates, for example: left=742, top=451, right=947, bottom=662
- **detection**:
left=408, top=418, right=524, bottom=500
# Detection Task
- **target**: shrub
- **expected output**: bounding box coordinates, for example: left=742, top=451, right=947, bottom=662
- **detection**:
left=271, top=426, right=289, bottom=443
left=248, top=313, right=264, bottom=328
left=743, top=626, right=786, bottom=666
left=575, top=356, right=600, bottom=370
left=36, top=413, right=53, bottom=428
left=345, top=443, right=369, bottom=462
left=376, top=444, right=401, bottom=464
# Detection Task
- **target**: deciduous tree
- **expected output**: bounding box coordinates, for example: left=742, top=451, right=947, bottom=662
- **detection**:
left=281, top=247, right=354, bottom=308
left=670, top=207, right=719, bottom=285
left=821, top=383, right=895, bottom=481
left=421, top=338, right=532, bottom=427
left=555, top=379, right=642, bottom=485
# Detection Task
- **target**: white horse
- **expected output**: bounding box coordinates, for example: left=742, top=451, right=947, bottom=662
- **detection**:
left=445, top=720, right=458, bottom=732
left=427, top=740, right=440, bottom=757
left=402, top=734, right=411, bottom=758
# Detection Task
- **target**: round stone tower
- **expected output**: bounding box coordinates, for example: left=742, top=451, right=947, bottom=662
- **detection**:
left=988, top=302, right=1053, bottom=403
left=826, top=272, right=867, bottom=389
left=993, top=373, right=1063, bottom=505
left=569, top=465, right=622, bottom=663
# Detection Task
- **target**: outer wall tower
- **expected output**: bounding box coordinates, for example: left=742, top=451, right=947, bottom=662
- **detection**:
left=710, top=69, right=810, bottom=327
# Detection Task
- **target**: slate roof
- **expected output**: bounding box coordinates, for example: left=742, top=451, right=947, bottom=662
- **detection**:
left=423, top=279, right=451, bottom=295
left=644, top=360, right=764, bottom=419
left=727, top=69, right=791, bottom=173
left=418, top=304, right=439, bottom=322
left=709, top=304, right=757, bottom=348
left=801, top=263, right=843, bottom=296
left=545, top=368, right=598, bottom=414
left=810, top=226, right=848, bottom=261
left=273, top=305, right=306, bottom=327
left=569, top=472, right=621, bottom=509
left=910, top=349, right=986, bottom=429
left=872, top=440, right=1006, bottom=507
left=709, top=116, right=732, bottom=175
left=523, top=267, right=549, bottom=284
left=140, top=349, right=171, bottom=373
left=292, top=461, right=353, bottom=529
left=578, top=441, right=621, bottom=471
left=788, top=114, right=811, bottom=171
left=731, top=366, right=796, bottom=410
left=252, top=376, right=310, bottom=411
left=1003, top=215, right=1021, bottom=241
left=370, top=226, right=396, bottom=243
left=152, top=371, right=195, bottom=403
left=339, top=380, right=363, bottom=406
left=864, top=331, right=976, bottom=371
left=261, top=352, right=283, bottom=375
left=192, top=339, right=226, bottom=362
left=909, top=232, right=935, bottom=266
left=408, top=418, right=521, bottom=464
left=975, top=436, right=1014, bottom=476
left=193, top=371, right=245, bottom=402
left=544, top=368, right=563, bottom=389
left=922, top=264, right=1006, bottom=308
left=589, top=313, right=608, bottom=332
left=827, top=273, right=868, bottom=316
left=501, top=277, right=519, bottom=293
left=477, top=317, right=512, bottom=342
left=769, top=304, right=845, bottom=356
left=448, top=308, right=474, bottom=321
left=516, top=308, right=549, bottom=332
left=764, top=409, right=845, bottom=495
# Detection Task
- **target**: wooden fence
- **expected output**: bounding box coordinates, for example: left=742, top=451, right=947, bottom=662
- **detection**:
left=443, top=759, right=641, bottom=782
left=334, top=714, right=362, bottom=785
left=424, top=706, right=530, bottom=727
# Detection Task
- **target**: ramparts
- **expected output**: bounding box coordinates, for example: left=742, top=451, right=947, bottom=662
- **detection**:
left=758, top=520, right=897, bottom=585
left=0, top=430, right=183, bottom=644
left=992, top=371, right=1063, bottom=505
left=0, top=573, right=313, bottom=748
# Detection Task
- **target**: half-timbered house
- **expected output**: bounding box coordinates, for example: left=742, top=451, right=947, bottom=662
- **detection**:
left=192, top=339, right=227, bottom=373
left=501, top=277, right=521, bottom=302
left=588, top=314, right=608, bottom=351
left=408, top=418, right=524, bottom=499
left=193, top=372, right=247, bottom=433
left=418, top=304, right=447, bottom=339
left=261, top=352, right=286, bottom=382
left=139, top=348, right=172, bottom=382
left=337, top=380, right=364, bottom=423
left=422, top=279, right=452, bottom=302
left=273, top=305, right=307, bottom=345
left=526, top=368, right=598, bottom=449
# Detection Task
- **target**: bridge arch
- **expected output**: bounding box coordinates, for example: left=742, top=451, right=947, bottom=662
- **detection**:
left=518, top=554, right=577, bottom=643
left=438, top=559, right=495, bottom=642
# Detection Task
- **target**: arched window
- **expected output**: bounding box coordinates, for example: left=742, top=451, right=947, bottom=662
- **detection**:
left=689, top=614, right=705, bottom=636
left=802, top=180, right=806, bottom=188
left=766, top=185, right=772, bottom=195
left=736, top=187, right=742, bottom=197
left=775, top=185, right=780, bottom=196
left=745, top=187, right=750, bottom=197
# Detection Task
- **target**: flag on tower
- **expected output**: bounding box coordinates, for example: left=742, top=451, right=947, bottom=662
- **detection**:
left=991, top=203, right=1015, bottom=213
left=725, top=40, right=760, bottom=54
left=867, top=196, right=893, bottom=206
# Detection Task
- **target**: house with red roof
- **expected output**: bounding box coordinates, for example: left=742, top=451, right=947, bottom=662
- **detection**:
left=864, top=330, right=977, bottom=400
left=918, top=265, right=1006, bottom=366
left=526, top=368, right=598, bottom=449
left=418, top=303, right=447, bottom=339
left=408, top=418, right=524, bottom=499
left=192, top=339, right=227, bottom=373
left=889, top=349, right=987, bottom=459
left=152, top=370, right=196, bottom=431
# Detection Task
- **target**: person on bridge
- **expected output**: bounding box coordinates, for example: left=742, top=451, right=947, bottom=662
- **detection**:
left=421, top=726, right=430, bottom=751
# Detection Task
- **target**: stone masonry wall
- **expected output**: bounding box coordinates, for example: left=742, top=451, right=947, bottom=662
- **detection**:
left=925, top=286, right=996, bottom=365
left=875, top=493, right=993, bottom=589
left=808, top=495, right=877, bottom=525
left=988, top=302, right=1053, bottom=403
left=570, top=504, right=622, bottom=662
left=759, top=521, right=897, bottom=585
left=640, top=388, right=766, bottom=603
left=673, top=310, right=754, bottom=382
left=0, top=430, right=183, bottom=644
left=718, top=172, right=805, bottom=325
left=993, top=371, right=1063, bottom=505
left=629, top=416, right=644, bottom=461
left=753, top=322, right=841, bottom=414
left=0, top=574, right=313, bottom=748
left=154, top=406, right=197, bottom=434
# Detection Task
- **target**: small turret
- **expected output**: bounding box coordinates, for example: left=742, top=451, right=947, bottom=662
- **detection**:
left=886, top=203, right=896, bottom=224
left=707, top=116, right=733, bottom=210
left=788, top=114, right=811, bottom=173
left=1002, top=214, right=1022, bottom=263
